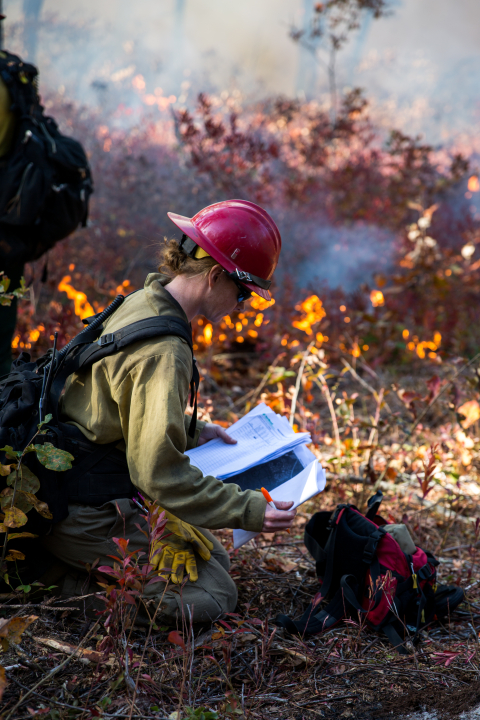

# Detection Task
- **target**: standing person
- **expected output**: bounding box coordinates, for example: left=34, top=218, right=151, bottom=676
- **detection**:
left=0, top=49, right=93, bottom=377
left=41, top=199, right=296, bottom=625
left=0, top=71, right=22, bottom=377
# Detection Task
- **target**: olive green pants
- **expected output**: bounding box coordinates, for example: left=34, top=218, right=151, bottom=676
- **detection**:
left=41, top=499, right=238, bottom=626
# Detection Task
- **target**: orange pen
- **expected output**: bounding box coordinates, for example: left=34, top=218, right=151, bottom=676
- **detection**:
left=261, top=487, right=290, bottom=534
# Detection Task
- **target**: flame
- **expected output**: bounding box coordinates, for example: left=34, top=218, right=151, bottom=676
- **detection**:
left=250, top=296, right=275, bottom=311
left=351, top=342, right=361, bottom=358
left=292, top=295, right=326, bottom=335
left=11, top=324, right=44, bottom=350
left=468, top=175, right=479, bottom=192
left=406, top=331, right=442, bottom=359
left=203, top=323, right=213, bottom=344
left=58, top=276, right=95, bottom=320
left=115, top=279, right=133, bottom=295
left=370, top=290, right=385, bottom=307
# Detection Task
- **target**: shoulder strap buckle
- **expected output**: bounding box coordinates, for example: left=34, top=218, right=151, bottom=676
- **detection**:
left=97, top=333, right=115, bottom=347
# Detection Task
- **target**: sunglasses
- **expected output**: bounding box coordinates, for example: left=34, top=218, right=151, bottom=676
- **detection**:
left=223, top=270, right=253, bottom=303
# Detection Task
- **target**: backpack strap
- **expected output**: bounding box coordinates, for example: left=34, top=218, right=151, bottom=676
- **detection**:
left=0, top=50, right=40, bottom=120
left=50, top=316, right=198, bottom=437
left=383, top=622, right=410, bottom=655
left=276, top=574, right=364, bottom=637
left=365, top=489, right=384, bottom=521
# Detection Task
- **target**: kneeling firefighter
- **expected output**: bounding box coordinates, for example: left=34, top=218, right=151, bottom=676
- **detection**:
left=40, top=199, right=296, bottom=623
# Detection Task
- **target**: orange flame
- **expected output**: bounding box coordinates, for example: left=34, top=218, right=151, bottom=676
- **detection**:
left=250, top=296, right=275, bottom=311
left=468, top=175, right=479, bottom=192
left=370, top=290, right=385, bottom=307
left=11, top=324, right=44, bottom=351
left=406, top=331, right=442, bottom=359
left=203, top=323, right=213, bottom=344
left=58, top=276, right=95, bottom=320
left=292, top=295, right=326, bottom=335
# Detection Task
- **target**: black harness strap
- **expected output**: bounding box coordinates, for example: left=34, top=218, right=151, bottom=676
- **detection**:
left=50, top=315, right=198, bottom=435
left=383, top=623, right=410, bottom=656
left=61, top=440, right=119, bottom=487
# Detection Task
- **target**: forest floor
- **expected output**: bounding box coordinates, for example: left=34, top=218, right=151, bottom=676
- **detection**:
left=2, top=355, right=480, bottom=720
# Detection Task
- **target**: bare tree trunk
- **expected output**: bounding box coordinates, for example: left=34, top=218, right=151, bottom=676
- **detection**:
left=22, top=0, right=44, bottom=63
left=295, top=0, right=318, bottom=99
left=172, top=0, right=187, bottom=91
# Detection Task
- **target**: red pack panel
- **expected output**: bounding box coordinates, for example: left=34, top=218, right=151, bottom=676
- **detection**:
left=376, top=533, right=410, bottom=577
left=362, top=572, right=398, bottom=627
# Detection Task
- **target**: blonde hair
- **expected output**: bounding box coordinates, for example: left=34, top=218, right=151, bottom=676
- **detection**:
left=158, top=237, right=220, bottom=279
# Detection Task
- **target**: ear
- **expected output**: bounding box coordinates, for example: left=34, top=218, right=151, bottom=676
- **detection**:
left=207, top=264, right=223, bottom=289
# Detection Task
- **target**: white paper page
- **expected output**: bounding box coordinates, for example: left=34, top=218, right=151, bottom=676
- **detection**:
left=293, top=443, right=316, bottom=467
left=186, top=411, right=309, bottom=478
left=233, top=460, right=326, bottom=549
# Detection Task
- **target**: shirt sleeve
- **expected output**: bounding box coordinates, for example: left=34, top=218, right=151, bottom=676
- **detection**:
left=111, top=348, right=266, bottom=531
left=184, top=414, right=206, bottom=450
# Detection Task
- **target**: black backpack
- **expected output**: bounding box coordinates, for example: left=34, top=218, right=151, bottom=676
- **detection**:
left=276, top=492, right=464, bottom=653
left=0, top=49, right=93, bottom=265
left=0, top=293, right=199, bottom=535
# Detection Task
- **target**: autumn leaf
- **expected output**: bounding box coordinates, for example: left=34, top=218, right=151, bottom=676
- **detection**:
left=0, top=615, right=38, bottom=650
left=3, top=506, right=28, bottom=528
left=5, top=548, right=25, bottom=562
left=386, top=466, right=398, bottom=481
left=21, top=493, right=53, bottom=519
left=458, top=400, right=480, bottom=429
left=7, top=532, right=37, bottom=540
left=0, top=464, right=12, bottom=477
left=33, top=443, right=74, bottom=471
left=167, top=630, right=186, bottom=651
left=0, top=488, right=33, bottom=515
left=6, top=465, right=40, bottom=494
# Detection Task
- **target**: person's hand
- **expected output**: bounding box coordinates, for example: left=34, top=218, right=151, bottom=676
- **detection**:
left=197, top=422, right=238, bottom=447
left=261, top=500, right=296, bottom=533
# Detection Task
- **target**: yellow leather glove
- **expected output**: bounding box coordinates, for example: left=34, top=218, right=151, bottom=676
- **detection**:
left=149, top=507, right=214, bottom=584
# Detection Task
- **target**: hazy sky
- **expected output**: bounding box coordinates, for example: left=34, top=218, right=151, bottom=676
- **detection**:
left=4, top=0, right=480, bottom=142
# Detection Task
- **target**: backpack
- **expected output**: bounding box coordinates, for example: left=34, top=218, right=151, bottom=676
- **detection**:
left=0, top=293, right=199, bottom=536
left=0, top=49, right=93, bottom=265
left=276, top=491, right=464, bottom=654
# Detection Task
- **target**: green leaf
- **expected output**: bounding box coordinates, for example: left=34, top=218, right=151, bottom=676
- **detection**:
left=0, top=446, right=21, bottom=459
left=0, top=276, right=10, bottom=293
left=6, top=465, right=40, bottom=494
left=33, top=443, right=74, bottom=471
left=12, top=277, right=28, bottom=300
left=37, top=413, right=53, bottom=431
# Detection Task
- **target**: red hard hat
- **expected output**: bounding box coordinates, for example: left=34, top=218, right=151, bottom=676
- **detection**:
left=167, top=199, right=282, bottom=300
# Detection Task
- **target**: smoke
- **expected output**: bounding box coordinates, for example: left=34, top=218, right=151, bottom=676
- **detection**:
left=3, top=0, right=479, bottom=143
left=2, top=0, right=478, bottom=296
left=277, top=217, right=396, bottom=292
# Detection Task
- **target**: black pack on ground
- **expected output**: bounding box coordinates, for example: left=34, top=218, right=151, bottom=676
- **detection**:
left=0, top=294, right=199, bottom=538
left=276, top=492, right=465, bottom=653
left=0, top=49, right=93, bottom=265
